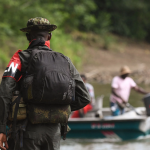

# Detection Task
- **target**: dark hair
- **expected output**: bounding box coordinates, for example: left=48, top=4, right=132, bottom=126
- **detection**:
left=80, top=74, right=87, bottom=81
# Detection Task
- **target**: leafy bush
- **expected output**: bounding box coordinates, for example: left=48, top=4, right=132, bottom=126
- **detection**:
left=0, top=31, right=83, bottom=69
left=1, top=0, right=150, bottom=70
left=0, top=51, right=10, bottom=69
left=50, top=29, right=83, bottom=68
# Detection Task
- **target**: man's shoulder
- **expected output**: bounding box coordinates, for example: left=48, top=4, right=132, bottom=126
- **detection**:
left=18, top=49, right=31, bottom=55
left=126, top=76, right=133, bottom=80
left=53, top=51, right=70, bottom=61
left=112, top=76, right=120, bottom=81
left=85, top=83, right=93, bottom=89
left=126, top=77, right=135, bottom=82
left=18, top=49, right=31, bottom=60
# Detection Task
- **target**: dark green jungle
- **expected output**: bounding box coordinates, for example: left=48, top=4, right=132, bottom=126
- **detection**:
left=1, top=0, right=150, bottom=68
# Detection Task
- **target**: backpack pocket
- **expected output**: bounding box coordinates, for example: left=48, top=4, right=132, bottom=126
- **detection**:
left=38, top=71, right=72, bottom=104
left=22, top=74, right=34, bottom=102
left=22, top=71, right=73, bottom=104
left=27, top=104, right=71, bottom=124
left=66, top=79, right=75, bottom=102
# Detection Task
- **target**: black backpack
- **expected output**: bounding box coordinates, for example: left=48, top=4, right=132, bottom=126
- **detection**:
left=21, top=49, right=75, bottom=104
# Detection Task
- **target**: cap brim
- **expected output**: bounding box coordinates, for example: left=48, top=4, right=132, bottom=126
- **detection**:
left=20, top=24, right=57, bottom=32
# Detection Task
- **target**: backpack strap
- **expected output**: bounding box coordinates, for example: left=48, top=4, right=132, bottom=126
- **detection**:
left=12, top=94, right=22, bottom=138
left=9, top=94, right=28, bottom=148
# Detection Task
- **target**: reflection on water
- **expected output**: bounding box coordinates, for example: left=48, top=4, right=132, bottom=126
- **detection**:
left=60, top=139, right=150, bottom=150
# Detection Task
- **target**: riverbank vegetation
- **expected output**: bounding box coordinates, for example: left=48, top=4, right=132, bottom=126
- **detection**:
left=1, top=0, right=150, bottom=70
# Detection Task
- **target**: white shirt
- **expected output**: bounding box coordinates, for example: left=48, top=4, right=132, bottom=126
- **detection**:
left=85, top=83, right=96, bottom=106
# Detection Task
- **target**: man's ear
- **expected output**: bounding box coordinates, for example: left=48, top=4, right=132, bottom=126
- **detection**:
left=26, top=33, right=31, bottom=42
left=48, top=33, right=52, bottom=40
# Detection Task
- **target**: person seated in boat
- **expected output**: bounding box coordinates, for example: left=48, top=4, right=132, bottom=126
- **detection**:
left=81, top=74, right=96, bottom=108
left=71, top=74, right=94, bottom=118
left=110, top=66, right=148, bottom=116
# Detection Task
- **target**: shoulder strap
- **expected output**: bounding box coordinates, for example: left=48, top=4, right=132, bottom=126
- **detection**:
left=25, top=49, right=39, bottom=75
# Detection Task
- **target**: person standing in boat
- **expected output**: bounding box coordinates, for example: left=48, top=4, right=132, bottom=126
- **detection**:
left=110, top=66, right=148, bottom=116
left=71, top=74, right=95, bottom=118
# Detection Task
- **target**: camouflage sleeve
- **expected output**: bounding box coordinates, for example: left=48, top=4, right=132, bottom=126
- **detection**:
left=67, top=58, right=90, bottom=111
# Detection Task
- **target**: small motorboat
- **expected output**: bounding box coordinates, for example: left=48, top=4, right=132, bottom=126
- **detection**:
left=67, top=96, right=150, bottom=141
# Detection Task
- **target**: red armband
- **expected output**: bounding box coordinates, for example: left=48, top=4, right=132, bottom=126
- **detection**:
left=3, top=50, right=22, bottom=82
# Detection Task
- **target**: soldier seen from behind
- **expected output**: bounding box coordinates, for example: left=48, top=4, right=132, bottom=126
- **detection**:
left=0, top=17, right=90, bottom=150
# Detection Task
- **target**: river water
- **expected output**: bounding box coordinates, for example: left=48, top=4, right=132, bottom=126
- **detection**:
left=60, top=138, right=150, bottom=150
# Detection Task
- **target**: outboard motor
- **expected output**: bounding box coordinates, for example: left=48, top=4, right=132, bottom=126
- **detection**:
left=143, top=93, right=150, bottom=116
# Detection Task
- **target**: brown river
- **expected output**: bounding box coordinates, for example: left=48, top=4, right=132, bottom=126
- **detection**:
left=60, top=138, right=150, bottom=150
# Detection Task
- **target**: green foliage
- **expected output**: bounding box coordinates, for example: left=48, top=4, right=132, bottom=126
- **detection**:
left=1, top=0, right=150, bottom=40
left=94, top=0, right=150, bottom=40
left=0, top=32, right=83, bottom=69
left=0, top=51, right=9, bottom=69
left=1, top=0, right=150, bottom=70
left=0, top=0, right=85, bottom=69
left=102, top=35, right=114, bottom=50
left=0, top=0, right=97, bottom=35
left=50, top=29, right=83, bottom=68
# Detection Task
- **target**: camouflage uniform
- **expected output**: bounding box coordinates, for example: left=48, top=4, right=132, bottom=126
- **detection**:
left=0, top=17, right=90, bottom=150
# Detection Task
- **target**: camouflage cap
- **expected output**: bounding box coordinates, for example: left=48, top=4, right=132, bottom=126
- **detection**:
left=20, top=17, right=57, bottom=32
